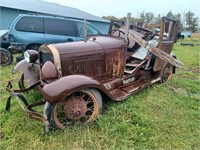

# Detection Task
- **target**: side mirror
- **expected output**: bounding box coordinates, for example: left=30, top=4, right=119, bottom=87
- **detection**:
left=24, top=50, right=38, bottom=63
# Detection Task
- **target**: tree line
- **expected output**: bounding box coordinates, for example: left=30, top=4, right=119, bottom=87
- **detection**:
left=102, top=11, right=199, bottom=32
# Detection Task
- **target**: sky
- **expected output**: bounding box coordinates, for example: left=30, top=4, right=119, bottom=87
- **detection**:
left=42, top=0, right=200, bottom=19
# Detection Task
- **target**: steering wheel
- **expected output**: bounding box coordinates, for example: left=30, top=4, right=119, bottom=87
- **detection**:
left=110, top=29, right=130, bottom=46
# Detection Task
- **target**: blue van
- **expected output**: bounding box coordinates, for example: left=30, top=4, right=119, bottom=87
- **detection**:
left=9, top=14, right=102, bottom=51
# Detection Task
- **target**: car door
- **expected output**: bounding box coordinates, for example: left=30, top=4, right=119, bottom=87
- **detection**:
left=44, top=18, right=78, bottom=44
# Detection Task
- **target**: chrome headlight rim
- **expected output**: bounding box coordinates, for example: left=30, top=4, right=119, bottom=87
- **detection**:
left=24, top=51, right=31, bottom=63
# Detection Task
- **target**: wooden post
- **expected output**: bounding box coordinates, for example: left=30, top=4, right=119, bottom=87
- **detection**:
left=84, top=18, right=87, bottom=42
left=125, top=13, right=131, bottom=43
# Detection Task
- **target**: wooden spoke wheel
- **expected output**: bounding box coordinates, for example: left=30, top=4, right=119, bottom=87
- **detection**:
left=44, top=88, right=102, bottom=129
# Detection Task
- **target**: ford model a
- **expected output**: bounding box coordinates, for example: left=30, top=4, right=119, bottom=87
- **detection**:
left=6, top=17, right=183, bottom=131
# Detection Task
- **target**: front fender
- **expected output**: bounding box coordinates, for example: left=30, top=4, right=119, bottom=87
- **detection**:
left=42, top=75, right=108, bottom=103
left=13, top=59, right=40, bottom=86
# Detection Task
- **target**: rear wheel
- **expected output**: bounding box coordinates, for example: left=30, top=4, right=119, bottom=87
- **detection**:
left=0, top=48, right=13, bottom=67
left=44, top=88, right=102, bottom=129
left=160, top=63, right=173, bottom=83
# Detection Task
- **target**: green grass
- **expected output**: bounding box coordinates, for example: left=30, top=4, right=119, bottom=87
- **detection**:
left=0, top=38, right=200, bottom=149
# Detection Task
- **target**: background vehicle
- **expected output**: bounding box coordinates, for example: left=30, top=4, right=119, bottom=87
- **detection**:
left=0, top=29, right=13, bottom=67
left=9, top=14, right=102, bottom=62
left=6, top=17, right=183, bottom=132
left=0, top=29, right=10, bottom=49
left=9, top=14, right=102, bottom=52
left=178, top=31, right=192, bottom=39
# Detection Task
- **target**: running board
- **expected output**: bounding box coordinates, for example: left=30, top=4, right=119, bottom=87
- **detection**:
left=109, top=77, right=161, bottom=101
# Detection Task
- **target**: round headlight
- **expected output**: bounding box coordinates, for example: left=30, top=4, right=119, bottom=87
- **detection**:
left=24, top=50, right=38, bottom=63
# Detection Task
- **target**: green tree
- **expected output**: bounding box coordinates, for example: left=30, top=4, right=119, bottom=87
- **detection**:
left=102, top=11, right=199, bottom=32
left=145, top=12, right=155, bottom=24
left=139, top=11, right=146, bottom=23
left=138, top=11, right=155, bottom=24
left=166, top=11, right=174, bottom=18
left=154, top=14, right=162, bottom=24
left=185, top=11, right=199, bottom=32
left=174, top=13, right=183, bottom=29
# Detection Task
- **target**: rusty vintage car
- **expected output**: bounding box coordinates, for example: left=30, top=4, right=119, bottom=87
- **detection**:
left=6, top=16, right=183, bottom=131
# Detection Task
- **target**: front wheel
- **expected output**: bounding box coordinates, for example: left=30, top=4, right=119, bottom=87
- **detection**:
left=0, top=48, right=13, bottom=67
left=44, top=88, right=102, bottom=129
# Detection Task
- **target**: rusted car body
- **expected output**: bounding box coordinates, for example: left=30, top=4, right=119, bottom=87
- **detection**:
left=6, top=17, right=182, bottom=131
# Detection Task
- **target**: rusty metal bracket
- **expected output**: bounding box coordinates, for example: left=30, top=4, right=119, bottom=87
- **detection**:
left=5, top=92, right=48, bottom=122
left=6, top=80, right=41, bottom=94
left=5, top=81, right=50, bottom=133
left=5, top=93, right=29, bottom=111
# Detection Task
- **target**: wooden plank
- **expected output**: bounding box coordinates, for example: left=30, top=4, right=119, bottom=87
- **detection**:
left=128, top=32, right=183, bottom=68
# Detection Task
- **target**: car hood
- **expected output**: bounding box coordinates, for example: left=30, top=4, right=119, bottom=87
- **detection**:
left=50, top=36, right=126, bottom=55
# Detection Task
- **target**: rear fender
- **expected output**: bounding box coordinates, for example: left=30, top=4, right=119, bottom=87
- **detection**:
left=42, top=75, right=111, bottom=103
left=13, top=59, right=40, bottom=86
